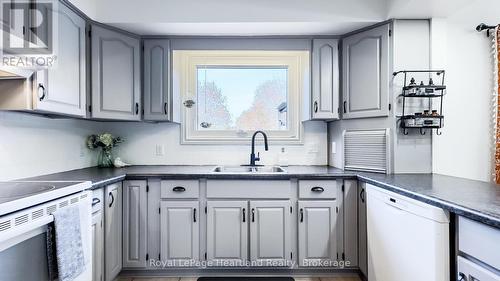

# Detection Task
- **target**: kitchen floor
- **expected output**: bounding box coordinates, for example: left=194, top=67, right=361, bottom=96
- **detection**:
left=115, top=277, right=362, bottom=281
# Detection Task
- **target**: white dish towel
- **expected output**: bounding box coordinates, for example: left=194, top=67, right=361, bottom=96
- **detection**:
left=47, top=197, right=92, bottom=281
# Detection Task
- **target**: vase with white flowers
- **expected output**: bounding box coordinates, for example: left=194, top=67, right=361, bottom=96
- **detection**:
left=86, top=133, right=123, bottom=168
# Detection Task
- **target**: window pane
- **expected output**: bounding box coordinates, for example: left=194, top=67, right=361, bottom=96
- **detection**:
left=196, top=67, right=288, bottom=131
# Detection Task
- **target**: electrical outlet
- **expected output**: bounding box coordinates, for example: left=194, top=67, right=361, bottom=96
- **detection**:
left=155, top=144, right=165, bottom=156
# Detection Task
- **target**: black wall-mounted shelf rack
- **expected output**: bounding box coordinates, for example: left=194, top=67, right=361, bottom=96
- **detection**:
left=393, top=70, right=446, bottom=136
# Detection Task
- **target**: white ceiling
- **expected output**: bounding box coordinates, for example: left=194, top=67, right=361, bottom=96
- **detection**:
left=69, top=0, right=476, bottom=36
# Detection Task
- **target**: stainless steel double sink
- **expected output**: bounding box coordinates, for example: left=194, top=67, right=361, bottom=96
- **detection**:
left=212, top=166, right=286, bottom=174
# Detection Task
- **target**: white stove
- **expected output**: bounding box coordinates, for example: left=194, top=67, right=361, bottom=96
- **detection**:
left=0, top=181, right=91, bottom=216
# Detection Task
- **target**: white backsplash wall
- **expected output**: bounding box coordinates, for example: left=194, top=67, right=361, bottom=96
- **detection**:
left=431, top=0, right=500, bottom=182
left=0, top=112, right=106, bottom=181
left=106, top=121, right=328, bottom=166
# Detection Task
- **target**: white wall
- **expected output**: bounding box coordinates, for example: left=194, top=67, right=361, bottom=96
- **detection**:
left=0, top=112, right=105, bottom=181
left=106, top=121, right=328, bottom=166
left=432, top=0, right=500, bottom=182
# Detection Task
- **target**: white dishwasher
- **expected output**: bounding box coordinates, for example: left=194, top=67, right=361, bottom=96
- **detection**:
left=366, top=184, right=450, bottom=281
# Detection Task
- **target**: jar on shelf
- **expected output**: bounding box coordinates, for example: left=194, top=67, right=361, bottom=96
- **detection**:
left=408, top=78, right=418, bottom=95
left=416, top=81, right=426, bottom=95
left=431, top=110, right=439, bottom=116
left=414, top=113, right=424, bottom=126
left=404, top=115, right=416, bottom=127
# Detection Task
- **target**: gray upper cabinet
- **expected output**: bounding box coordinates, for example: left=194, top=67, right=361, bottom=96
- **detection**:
left=160, top=201, right=199, bottom=265
left=298, top=200, right=338, bottom=267
left=311, top=39, right=339, bottom=120
left=249, top=201, right=292, bottom=266
left=342, top=24, right=390, bottom=119
left=35, top=3, right=86, bottom=116
left=207, top=201, right=248, bottom=265
left=91, top=25, right=141, bottom=120
left=104, top=183, right=122, bottom=281
left=143, top=39, right=171, bottom=121
left=122, top=180, right=148, bottom=268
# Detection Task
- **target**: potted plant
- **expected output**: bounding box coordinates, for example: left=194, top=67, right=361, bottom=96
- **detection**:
left=86, top=133, right=123, bottom=168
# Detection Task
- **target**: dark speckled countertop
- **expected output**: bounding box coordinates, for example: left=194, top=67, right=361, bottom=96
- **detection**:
left=23, top=165, right=500, bottom=228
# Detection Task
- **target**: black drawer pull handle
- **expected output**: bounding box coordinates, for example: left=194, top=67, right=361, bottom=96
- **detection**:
left=300, top=208, right=304, bottom=223
left=390, top=198, right=396, bottom=203
left=164, top=102, right=168, bottom=115
left=343, top=101, right=347, bottom=113
left=251, top=208, right=255, bottom=222
left=360, top=188, right=365, bottom=203
left=108, top=192, right=115, bottom=208
left=172, top=186, right=186, bottom=192
left=135, top=102, right=139, bottom=114
left=314, top=101, right=318, bottom=113
left=193, top=208, right=197, bottom=222
left=458, top=273, right=466, bottom=281
left=92, top=198, right=101, bottom=206
left=242, top=208, right=246, bottom=223
left=311, top=186, right=324, bottom=192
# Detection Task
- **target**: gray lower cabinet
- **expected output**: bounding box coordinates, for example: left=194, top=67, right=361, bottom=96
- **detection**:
left=298, top=200, right=338, bottom=267
left=343, top=179, right=358, bottom=267
left=311, top=39, right=339, bottom=120
left=92, top=209, right=104, bottom=281
left=91, top=25, right=141, bottom=120
left=122, top=180, right=148, bottom=268
left=342, top=23, right=390, bottom=119
left=91, top=188, right=104, bottom=281
left=143, top=39, right=171, bottom=121
left=104, top=183, right=122, bottom=281
left=249, top=201, right=292, bottom=266
left=35, top=2, right=86, bottom=116
left=207, top=201, right=248, bottom=265
left=358, top=183, right=367, bottom=277
left=458, top=216, right=500, bottom=280
left=160, top=201, right=199, bottom=265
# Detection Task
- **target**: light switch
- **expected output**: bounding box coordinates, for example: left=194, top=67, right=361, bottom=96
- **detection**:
left=155, top=144, right=165, bottom=156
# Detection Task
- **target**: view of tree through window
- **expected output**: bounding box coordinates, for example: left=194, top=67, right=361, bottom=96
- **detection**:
left=196, top=67, right=288, bottom=131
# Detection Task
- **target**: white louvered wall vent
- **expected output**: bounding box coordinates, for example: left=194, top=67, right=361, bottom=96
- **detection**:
left=343, top=129, right=390, bottom=173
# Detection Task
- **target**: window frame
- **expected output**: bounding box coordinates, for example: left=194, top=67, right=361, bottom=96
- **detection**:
left=174, top=50, right=309, bottom=144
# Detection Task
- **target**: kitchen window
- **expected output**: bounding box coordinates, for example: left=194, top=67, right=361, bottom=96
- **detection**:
left=173, top=50, right=309, bottom=144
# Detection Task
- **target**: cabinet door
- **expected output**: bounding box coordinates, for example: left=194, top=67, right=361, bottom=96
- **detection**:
left=91, top=25, right=141, bottom=120
left=458, top=256, right=500, bottom=281
left=342, top=24, right=390, bottom=119
left=160, top=201, right=199, bottom=266
left=35, top=3, right=86, bottom=116
left=144, top=39, right=170, bottom=121
left=298, top=200, right=338, bottom=267
left=104, top=183, right=122, bottom=281
left=312, top=39, right=339, bottom=120
left=343, top=180, right=358, bottom=267
left=122, top=180, right=148, bottom=268
left=92, top=211, right=104, bottom=281
left=250, top=201, right=292, bottom=266
left=358, top=183, right=367, bottom=277
left=207, top=201, right=248, bottom=265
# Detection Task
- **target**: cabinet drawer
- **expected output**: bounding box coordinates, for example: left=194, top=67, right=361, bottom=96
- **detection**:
left=458, top=256, right=500, bottom=281
left=459, top=216, right=500, bottom=271
left=206, top=180, right=290, bottom=198
left=91, top=188, right=104, bottom=214
left=299, top=180, right=337, bottom=199
left=161, top=180, right=199, bottom=199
